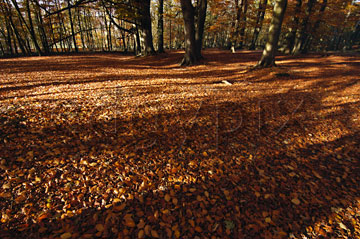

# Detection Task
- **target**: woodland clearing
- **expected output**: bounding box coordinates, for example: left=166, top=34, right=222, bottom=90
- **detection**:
left=0, top=49, right=359, bottom=238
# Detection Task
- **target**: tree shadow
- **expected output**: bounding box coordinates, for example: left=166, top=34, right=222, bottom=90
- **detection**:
left=0, top=49, right=360, bottom=238
left=0, top=66, right=359, bottom=238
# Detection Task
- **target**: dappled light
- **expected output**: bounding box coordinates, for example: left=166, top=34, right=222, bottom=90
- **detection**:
left=0, top=50, right=359, bottom=238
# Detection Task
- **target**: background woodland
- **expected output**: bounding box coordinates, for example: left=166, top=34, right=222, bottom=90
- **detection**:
left=0, top=0, right=359, bottom=59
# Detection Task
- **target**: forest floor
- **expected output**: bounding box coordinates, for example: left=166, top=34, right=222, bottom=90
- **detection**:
left=0, top=49, right=359, bottom=239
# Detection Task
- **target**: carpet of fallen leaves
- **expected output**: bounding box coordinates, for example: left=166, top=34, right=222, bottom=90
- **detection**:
left=0, top=49, right=359, bottom=239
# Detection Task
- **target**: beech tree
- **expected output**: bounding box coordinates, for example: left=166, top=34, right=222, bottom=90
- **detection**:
left=282, top=0, right=302, bottom=54
left=137, top=0, right=155, bottom=55
left=180, top=0, right=207, bottom=66
left=102, top=0, right=155, bottom=55
left=291, top=0, right=316, bottom=54
left=11, top=0, right=43, bottom=55
left=249, top=0, right=267, bottom=50
left=157, top=0, right=164, bottom=53
left=256, top=0, right=288, bottom=67
left=229, top=0, right=248, bottom=52
left=67, top=0, right=78, bottom=52
left=195, top=0, right=207, bottom=57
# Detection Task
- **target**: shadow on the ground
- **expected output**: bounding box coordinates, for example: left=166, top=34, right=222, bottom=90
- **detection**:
left=0, top=50, right=359, bottom=239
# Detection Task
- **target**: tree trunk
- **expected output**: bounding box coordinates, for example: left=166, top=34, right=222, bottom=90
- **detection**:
left=169, top=19, right=172, bottom=49
left=2, top=1, right=28, bottom=55
left=108, top=21, right=112, bottom=51
left=54, top=0, right=66, bottom=52
left=0, top=41, right=4, bottom=55
left=195, top=0, right=207, bottom=58
left=249, top=0, right=267, bottom=50
left=6, top=24, right=13, bottom=55
left=0, top=4, right=14, bottom=55
left=11, top=29, right=18, bottom=54
left=349, top=21, right=360, bottom=48
left=1, top=2, right=11, bottom=55
left=238, top=0, right=247, bottom=49
left=67, top=0, right=78, bottom=52
left=103, top=13, right=109, bottom=51
left=304, top=0, right=327, bottom=52
left=34, top=0, right=50, bottom=54
left=9, top=17, right=28, bottom=55
left=25, top=0, right=43, bottom=55
left=229, top=0, right=247, bottom=52
left=59, top=14, right=67, bottom=52
left=77, top=8, right=86, bottom=50
left=138, top=0, right=155, bottom=56
left=83, top=9, right=91, bottom=50
left=121, top=30, right=127, bottom=52
left=282, top=0, right=301, bottom=54
left=180, top=0, right=197, bottom=65
left=48, top=16, right=59, bottom=52
left=229, top=0, right=241, bottom=52
left=312, top=0, right=327, bottom=35
left=11, top=0, right=43, bottom=55
left=291, top=0, right=315, bottom=55
left=256, top=0, right=287, bottom=67
left=135, top=26, right=141, bottom=55
left=157, top=0, right=164, bottom=53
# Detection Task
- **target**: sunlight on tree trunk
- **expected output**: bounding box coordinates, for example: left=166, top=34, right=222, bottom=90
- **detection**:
left=255, top=0, right=287, bottom=68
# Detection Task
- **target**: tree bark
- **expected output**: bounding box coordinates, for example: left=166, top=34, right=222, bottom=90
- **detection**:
left=256, top=0, right=287, bottom=67
left=54, top=0, right=66, bottom=51
left=120, top=30, right=127, bottom=52
left=229, top=0, right=247, bottom=52
left=48, top=16, right=59, bottom=52
left=229, top=0, right=241, bottom=52
left=238, top=0, right=247, bottom=49
left=157, top=0, right=164, bottom=53
left=180, top=0, right=197, bottom=65
left=11, top=0, right=43, bottom=55
left=0, top=41, right=4, bottom=55
left=0, top=8, right=13, bottom=55
left=1, top=0, right=28, bottom=55
left=9, top=16, right=28, bottom=55
left=349, top=21, right=360, bottom=48
left=6, top=24, right=13, bottom=55
left=138, top=0, right=155, bottom=55
left=249, top=0, right=267, bottom=50
left=11, top=29, right=18, bottom=54
left=282, top=0, right=301, bottom=54
left=195, top=0, right=207, bottom=58
left=25, top=0, right=43, bottom=55
left=291, top=0, right=315, bottom=55
left=77, top=7, right=86, bottom=50
left=135, top=25, right=141, bottom=55
left=34, top=0, right=50, bottom=54
left=67, top=0, right=78, bottom=52
left=108, top=21, right=112, bottom=51
left=169, top=19, right=172, bottom=49
left=304, top=0, right=327, bottom=52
